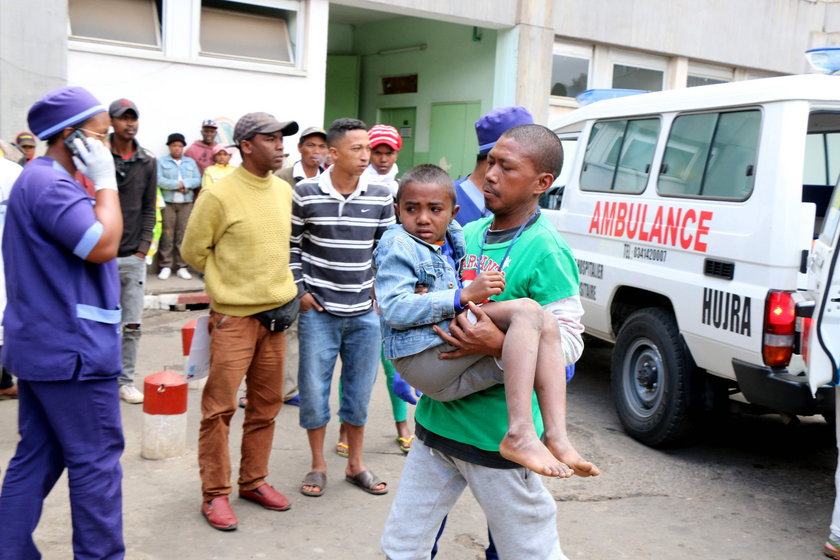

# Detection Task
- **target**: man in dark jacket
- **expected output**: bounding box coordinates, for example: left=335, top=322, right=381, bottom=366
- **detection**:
left=108, top=98, right=157, bottom=404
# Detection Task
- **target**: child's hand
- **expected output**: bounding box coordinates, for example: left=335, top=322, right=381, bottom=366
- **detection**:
left=460, top=271, right=505, bottom=305
left=414, top=284, right=429, bottom=295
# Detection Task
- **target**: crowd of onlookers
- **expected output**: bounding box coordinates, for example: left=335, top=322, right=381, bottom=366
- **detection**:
left=0, top=86, right=600, bottom=560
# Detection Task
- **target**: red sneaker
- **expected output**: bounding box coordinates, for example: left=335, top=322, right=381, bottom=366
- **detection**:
left=201, top=497, right=238, bottom=531
left=239, top=483, right=291, bottom=511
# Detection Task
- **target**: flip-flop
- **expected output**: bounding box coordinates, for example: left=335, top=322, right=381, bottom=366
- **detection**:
left=825, top=537, right=840, bottom=560
left=345, top=470, right=388, bottom=495
left=396, top=435, right=414, bottom=454
left=335, top=441, right=349, bottom=458
left=300, top=471, right=326, bottom=497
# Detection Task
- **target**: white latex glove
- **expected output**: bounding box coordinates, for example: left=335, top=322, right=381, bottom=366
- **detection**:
left=72, top=137, right=117, bottom=191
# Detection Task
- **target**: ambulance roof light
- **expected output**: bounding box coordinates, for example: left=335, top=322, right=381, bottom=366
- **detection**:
left=575, top=89, right=648, bottom=106
left=805, top=47, right=840, bottom=75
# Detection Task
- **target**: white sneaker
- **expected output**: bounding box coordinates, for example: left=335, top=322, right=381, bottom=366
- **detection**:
left=176, top=268, right=192, bottom=280
left=119, top=384, right=144, bottom=404
left=158, top=267, right=172, bottom=280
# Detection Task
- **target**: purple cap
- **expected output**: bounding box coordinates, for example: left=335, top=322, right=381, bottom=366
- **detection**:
left=28, top=86, right=106, bottom=140
left=475, top=106, right=534, bottom=154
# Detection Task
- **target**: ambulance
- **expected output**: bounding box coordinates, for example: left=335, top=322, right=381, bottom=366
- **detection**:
left=544, top=73, right=840, bottom=446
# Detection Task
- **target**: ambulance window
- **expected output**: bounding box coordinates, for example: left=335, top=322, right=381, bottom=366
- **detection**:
left=804, top=134, right=828, bottom=185
left=658, top=110, right=760, bottom=200
left=828, top=134, right=840, bottom=185
left=819, top=178, right=840, bottom=245
left=539, top=138, right=578, bottom=210
left=804, top=112, right=840, bottom=188
left=580, top=118, right=659, bottom=193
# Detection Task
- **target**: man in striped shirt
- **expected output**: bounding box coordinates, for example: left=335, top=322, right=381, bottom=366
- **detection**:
left=291, top=118, right=395, bottom=497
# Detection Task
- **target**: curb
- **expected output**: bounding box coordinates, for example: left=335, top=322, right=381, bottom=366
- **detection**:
left=144, top=292, right=210, bottom=311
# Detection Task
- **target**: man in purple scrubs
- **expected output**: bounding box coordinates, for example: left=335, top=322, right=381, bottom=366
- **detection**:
left=0, top=86, right=125, bottom=559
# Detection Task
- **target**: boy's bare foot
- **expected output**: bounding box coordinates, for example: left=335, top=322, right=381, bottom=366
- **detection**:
left=500, top=427, right=573, bottom=477
left=544, top=437, right=600, bottom=477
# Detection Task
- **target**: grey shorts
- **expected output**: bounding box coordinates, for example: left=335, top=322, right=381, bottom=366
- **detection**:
left=393, top=343, right=503, bottom=402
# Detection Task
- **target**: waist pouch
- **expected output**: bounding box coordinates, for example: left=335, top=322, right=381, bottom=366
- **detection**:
left=251, top=297, right=300, bottom=332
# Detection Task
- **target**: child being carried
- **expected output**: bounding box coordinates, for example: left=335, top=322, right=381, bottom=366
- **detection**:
left=373, top=164, right=597, bottom=477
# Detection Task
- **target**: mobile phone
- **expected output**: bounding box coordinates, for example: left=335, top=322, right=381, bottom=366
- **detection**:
left=64, top=129, right=88, bottom=158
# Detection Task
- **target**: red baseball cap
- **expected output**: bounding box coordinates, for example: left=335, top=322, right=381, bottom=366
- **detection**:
left=368, top=124, right=402, bottom=150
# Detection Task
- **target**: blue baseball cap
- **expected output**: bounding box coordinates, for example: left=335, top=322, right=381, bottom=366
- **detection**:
left=28, top=86, right=106, bottom=140
left=475, top=106, right=534, bottom=155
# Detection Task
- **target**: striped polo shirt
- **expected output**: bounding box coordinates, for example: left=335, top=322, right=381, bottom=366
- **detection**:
left=291, top=167, right=395, bottom=316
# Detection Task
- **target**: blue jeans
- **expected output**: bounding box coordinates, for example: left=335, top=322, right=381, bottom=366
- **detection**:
left=297, top=309, right=381, bottom=429
left=117, top=255, right=145, bottom=386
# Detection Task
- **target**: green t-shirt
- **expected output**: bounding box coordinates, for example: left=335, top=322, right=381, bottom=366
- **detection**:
left=414, top=214, right=580, bottom=452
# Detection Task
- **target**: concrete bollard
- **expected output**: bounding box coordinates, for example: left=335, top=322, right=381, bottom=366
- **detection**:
left=142, top=371, right=187, bottom=460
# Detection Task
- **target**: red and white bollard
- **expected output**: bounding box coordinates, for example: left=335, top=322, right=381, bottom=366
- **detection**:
left=142, top=370, right=188, bottom=459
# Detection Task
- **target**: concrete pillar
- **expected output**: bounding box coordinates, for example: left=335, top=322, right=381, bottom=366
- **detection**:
left=513, top=0, right=555, bottom=124
left=669, top=56, right=689, bottom=89
left=493, top=28, right=519, bottom=109
left=0, top=0, right=67, bottom=141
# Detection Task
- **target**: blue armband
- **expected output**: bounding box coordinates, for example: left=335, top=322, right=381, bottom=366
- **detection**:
left=453, top=288, right=464, bottom=312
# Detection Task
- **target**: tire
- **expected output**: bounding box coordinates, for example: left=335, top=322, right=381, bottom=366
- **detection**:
left=611, top=308, right=694, bottom=447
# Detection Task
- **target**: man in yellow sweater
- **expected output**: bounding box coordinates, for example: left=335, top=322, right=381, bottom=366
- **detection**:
left=181, top=112, right=299, bottom=532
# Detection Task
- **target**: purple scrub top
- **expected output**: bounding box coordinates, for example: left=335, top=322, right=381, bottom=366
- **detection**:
left=2, top=157, right=121, bottom=381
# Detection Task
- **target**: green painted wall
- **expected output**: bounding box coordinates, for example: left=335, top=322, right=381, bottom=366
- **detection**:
left=324, top=55, right=360, bottom=126
left=327, top=23, right=354, bottom=54
left=351, top=17, right=498, bottom=179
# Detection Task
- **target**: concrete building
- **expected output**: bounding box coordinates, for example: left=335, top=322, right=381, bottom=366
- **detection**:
left=2, top=0, right=840, bottom=178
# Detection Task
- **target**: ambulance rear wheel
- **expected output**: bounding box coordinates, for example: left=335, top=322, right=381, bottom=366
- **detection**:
left=612, top=308, right=693, bottom=447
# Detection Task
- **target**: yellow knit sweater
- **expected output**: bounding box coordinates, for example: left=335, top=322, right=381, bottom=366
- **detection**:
left=181, top=166, right=297, bottom=316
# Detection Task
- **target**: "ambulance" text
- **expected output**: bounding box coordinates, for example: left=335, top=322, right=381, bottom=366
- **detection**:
left=588, top=201, right=713, bottom=253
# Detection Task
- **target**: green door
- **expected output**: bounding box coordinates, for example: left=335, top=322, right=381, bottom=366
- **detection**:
left=324, top=55, right=360, bottom=127
left=428, top=101, right=481, bottom=180
left=379, top=107, right=416, bottom=175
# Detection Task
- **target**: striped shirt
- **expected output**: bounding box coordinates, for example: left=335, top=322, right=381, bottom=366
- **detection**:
left=291, top=167, right=395, bottom=316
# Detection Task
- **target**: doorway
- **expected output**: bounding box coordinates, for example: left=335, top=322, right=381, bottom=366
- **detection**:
left=428, top=101, right=481, bottom=180
left=378, top=107, right=416, bottom=175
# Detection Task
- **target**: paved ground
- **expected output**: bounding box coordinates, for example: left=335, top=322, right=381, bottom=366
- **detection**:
left=0, top=286, right=837, bottom=559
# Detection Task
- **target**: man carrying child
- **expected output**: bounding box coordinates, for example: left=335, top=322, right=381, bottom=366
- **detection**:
left=381, top=125, right=599, bottom=559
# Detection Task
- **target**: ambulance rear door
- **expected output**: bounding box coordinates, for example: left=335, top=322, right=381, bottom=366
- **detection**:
left=806, top=176, right=840, bottom=393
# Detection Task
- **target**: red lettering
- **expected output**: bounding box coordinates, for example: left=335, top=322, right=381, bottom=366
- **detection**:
left=694, top=210, right=713, bottom=252
left=589, top=201, right=601, bottom=234
left=638, top=204, right=649, bottom=241
left=665, top=207, right=682, bottom=247
left=603, top=201, right=617, bottom=236
left=614, top=202, right=628, bottom=237
left=626, top=203, right=640, bottom=239
left=680, top=209, right=696, bottom=249
left=649, top=206, right=664, bottom=244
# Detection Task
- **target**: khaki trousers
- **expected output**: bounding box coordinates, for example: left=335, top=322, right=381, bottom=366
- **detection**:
left=159, top=201, right=193, bottom=269
left=198, top=312, right=285, bottom=500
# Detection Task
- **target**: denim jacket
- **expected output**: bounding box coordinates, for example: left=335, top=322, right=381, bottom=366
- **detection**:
left=373, top=222, right=466, bottom=360
left=157, top=154, right=201, bottom=203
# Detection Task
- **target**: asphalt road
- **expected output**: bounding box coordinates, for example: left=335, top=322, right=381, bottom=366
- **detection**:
left=0, top=309, right=835, bottom=559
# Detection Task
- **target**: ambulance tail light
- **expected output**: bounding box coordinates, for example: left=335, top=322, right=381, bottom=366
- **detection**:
left=800, top=316, right=813, bottom=364
left=763, top=290, right=796, bottom=367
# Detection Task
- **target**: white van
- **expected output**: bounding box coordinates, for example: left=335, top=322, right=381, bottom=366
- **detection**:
left=544, top=74, right=840, bottom=446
